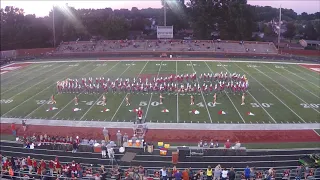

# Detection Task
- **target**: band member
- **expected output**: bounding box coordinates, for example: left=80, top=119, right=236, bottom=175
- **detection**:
left=51, top=95, right=56, bottom=104
left=125, top=95, right=130, bottom=106
left=241, top=93, right=245, bottom=105
left=160, top=93, right=164, bottom=104
left=102, top=95, right=106, bottom=106
left=137, top=107, right=143, bottom=124
left=213, top=93, right=217, bottom=106
left=74, top=96, right=78, bottom=106
left=190, top=95, right=195, bottom=105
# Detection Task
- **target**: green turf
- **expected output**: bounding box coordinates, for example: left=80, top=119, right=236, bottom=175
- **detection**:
left=1, top=60, right=319, bottom=124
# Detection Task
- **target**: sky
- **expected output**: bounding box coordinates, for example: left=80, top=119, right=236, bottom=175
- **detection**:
left=1, top=0, right=319, bottom=17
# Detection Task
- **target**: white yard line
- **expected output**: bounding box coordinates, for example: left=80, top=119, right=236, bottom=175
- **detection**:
left=264, top=65, right=320, bottom=98
left=52, top=61, right=121, bottom=119
left=22, top=59, right=319, bottom=65
left=1, top=63, right=42, bottom=82
left=25, top=62, right=95, bottom=118
left=254, top=67, right=320, bottom=114
left=1, top=64, right=57, bottom=95
left=2, top=64, right=65, bottom=100
left=2, top=65, right=74, bottom=117
left=144, top=61, right=163, bottom=121
left=219, top=62, right=276, bottom=123
left=110, top=61, right=149, bottom=121
left=235, top=64, right=306, bottom=123
left=290, top=65, right=320, bottom=80
left=283, top=67, right=320, bottom=89
left=176, top=61, right=179, bottom=123
left=205, top=61, right=246, bottom=123
left=190, top=61, right=213, bottom=123
left=80, top=62, right=133, bottom=121
left=312, top=129, right=320, bottom=137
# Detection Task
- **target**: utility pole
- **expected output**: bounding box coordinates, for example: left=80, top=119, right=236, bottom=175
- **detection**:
left=52, top=5, right=56, bottom=48
left=164, top=0, right=167, bottom=26
left=277, top=5, right=282, bottom=53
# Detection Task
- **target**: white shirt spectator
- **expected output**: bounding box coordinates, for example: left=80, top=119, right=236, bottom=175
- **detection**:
left=234, top=142, right=241, bottom=149
left=160, top=169, right=167, bottom=177
left=222, top=170, right=228, bottom=178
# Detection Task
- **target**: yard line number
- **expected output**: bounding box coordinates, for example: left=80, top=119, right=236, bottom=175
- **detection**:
left=275, top=65, right=286, bottom=69
left=300, top=103, right=320, bottom=109
left=187, top=63, right=199, bottom=66
left=42, top=65, right=52, bottom=68
left=125, top=64, right=136, bottom=66
left=156, top=64, right=167, bottom=66
left=96, top=64, right=107, bottom=66
left=36, top=100, right=54, bottom=104
left=247, top=64, right=259, bottom=68
left=217, top=64, right=229, bottom=67
left=69, top=64, right=79, bottom=67
left=0, top=99, right=13, bottom=104
left=250, top=103, right=274, bottom=108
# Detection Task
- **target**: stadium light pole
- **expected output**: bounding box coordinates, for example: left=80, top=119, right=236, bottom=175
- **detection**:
left=52, top=5, right=56, bottom=48
left=277, top=5, right=282, bottom=53
left=163, top=0, right=167, bottom=26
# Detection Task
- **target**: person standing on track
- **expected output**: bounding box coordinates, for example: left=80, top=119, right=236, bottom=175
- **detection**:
left=22, top=120, right=27, bottom=132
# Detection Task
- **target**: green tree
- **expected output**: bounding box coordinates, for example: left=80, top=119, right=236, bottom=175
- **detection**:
left=283, top=22, right=296, bottom=42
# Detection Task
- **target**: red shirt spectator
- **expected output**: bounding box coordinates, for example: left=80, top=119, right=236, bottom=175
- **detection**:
left=27, top=157, right=32, bottom=166
left=40, top=160, right=46, bottom=169
left=224, top=140, right=231, bottom=149
left=70, top=161, right=77, bottom=172
left=37, top=167, right=42, bottom=175
left=49, top=161, right=54, bottom=169
left=32, top=159, right=37, bottom=168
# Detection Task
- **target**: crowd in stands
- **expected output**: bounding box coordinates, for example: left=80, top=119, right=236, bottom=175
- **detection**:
left=54, top=40, right=278, bottom=54
left=1, top=153, right=318, bottom=180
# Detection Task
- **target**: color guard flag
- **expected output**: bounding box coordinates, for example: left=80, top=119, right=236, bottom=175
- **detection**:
left=73, top=108, right=81, bottom=112
left=46, top=107, right=58, bottom=112
left=218, top=110, right=226, bottom=115
left=161, top=109, right=169, bottom=113
left=129, top=109, right=138, bottom=112
left=189, top=110, right=200, bottom=114
left=247, top=112, right=255, bottom=116
left=101, top=108, right=110, bottom=112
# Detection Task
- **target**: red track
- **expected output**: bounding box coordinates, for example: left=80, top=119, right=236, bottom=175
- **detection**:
left=1, top=123, right=319, bottom=143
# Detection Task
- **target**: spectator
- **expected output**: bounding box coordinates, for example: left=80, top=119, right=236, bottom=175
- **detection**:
left=123, top=133, right=129, bottom=143
left=250, top=167, right=255, bottom=180
left=214, top=165, right=221, bottom=180
left=244, top=166, right=251, bottom=180
left=198, top=140, right=203, bottom=147
left=54, top=157, right=62, bottom=175
left=49, top=160, right=54, bottom=175
left=209, top=140, right=214, bottom=148
left=167, top=168, right=173, bottom=180
left=11, top=123, right=16, bottom=137
left=72, top=140, right=78, bottom=153
left=160, top=166, right=167, bottom=180
left=234, top=141, right=241, bottom=149
left=22, top=120, right=27, bottom=131
left=131, top=134, right=138, bottom=143
left=27, top=156, right=33, bottom=173
left=221, top=168, right=228, bottom=180
left=116, top=130, right=122, bottom=146
left=214, top=140, right=219, bottom=148
left=228, top=168, right=236, bottom=180
left=206, top=166, right=213, bottom=180
left=100, top=165, right=107, bottom=180
left=224, top=139, right=231, bottom=149
left=101, top=143, right=107, bottom=158
left=182, top=168, right=189, bottom=180
left=282, top=169, right=290, bottom=180
left=103, top=127, right=109, bottom=142
left=138, top=165, right=145, bottom=180
left=174, top=169, right=182, bottom=180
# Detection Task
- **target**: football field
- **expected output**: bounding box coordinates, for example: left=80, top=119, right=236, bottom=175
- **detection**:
left=1, top=59, right=319, bottom=124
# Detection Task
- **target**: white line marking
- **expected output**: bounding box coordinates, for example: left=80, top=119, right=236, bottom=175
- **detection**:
left=21, top=59, right=319, bottom=65
left=264, top=64, right=320, bottom=98
left=283, top=67, right=320, bottom=89
left=110, top=61, right=149, bottom=121
left=190, top=61, right=212, bottom=123
left=1, top=64, right=56, bottom=95
left=313, top=129, right=320, bottom=137
left=235, top=63, right=306, bottom=123
left=52, top=61, right=121, bottom=119
left=2, top=64, right=65, bottom=100
left=176, top=61, right=179, bottom=123
left=26, top=62, right=95, bottom=118
left=2, top=65, right=74, bottom=116
left=206, top=61, right=246, bottom=123
left=80, top=62, right=133, bottom=121
left=254, top=66, right=320, bottom=114
left=144, top=61, right=163, bottom=121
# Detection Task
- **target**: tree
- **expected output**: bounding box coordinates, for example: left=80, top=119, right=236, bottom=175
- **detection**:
left=303, top=22, right=318, bottom=40
left=283, top=22, right=296, bottom=42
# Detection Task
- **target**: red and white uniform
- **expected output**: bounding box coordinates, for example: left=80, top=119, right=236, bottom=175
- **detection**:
left=51, top=95, right=56, bottom=104
left=137, top=109, right=143, bottom=120
left=74, top=96, right=78, bottom=105
left=190, top=96, right=194, bottom=105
